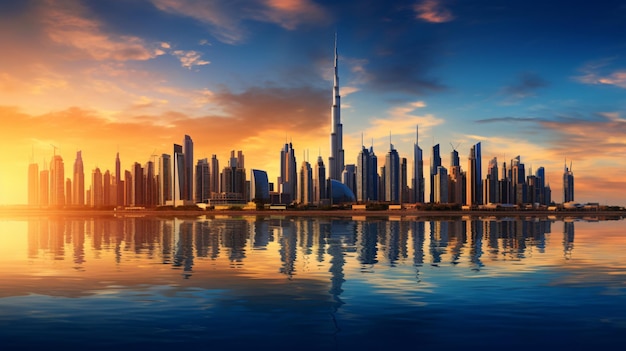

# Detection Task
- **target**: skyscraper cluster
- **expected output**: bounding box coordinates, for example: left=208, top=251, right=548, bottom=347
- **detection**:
left=26, top=36, right=573, bottom=209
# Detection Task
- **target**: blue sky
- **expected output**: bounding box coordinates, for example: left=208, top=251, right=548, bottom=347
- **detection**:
left=1, top=0, right=625, bottom=205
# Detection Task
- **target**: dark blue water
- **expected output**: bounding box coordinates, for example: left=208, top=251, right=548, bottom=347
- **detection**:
left=0, top=215, right=625, bottom=350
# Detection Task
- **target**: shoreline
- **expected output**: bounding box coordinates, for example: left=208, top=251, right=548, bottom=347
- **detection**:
left=1, top=208, right=625, bottom=220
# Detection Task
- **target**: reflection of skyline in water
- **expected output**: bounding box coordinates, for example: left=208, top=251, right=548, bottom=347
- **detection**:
left=25, top=216, right=575, bottom=277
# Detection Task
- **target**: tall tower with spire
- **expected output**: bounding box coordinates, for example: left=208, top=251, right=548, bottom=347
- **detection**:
left=329, top=33, right=344, bottom=181
left=412, top=125, right=424, bottom=203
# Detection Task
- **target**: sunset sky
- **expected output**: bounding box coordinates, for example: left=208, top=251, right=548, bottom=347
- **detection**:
left=1, top=0, right=625, bottom=206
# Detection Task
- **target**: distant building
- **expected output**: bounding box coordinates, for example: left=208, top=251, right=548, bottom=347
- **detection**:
left=92, top=167, right=103, bottom=207
left=49, top=155, right=65, bottom=207
left=250, top=169, right=270, bottom=203
left=313, top=156, right=327, bottom=204
left=356, top=145, right=378, bottom=202
left=298, top=161, right=313, bottom=205
left=172, top=144, right=184, bottom=206
left=183, top=135, right=194, bottom=201
left=195, top=158, right=210, bottom=203
left=158, top=154, right=171, bottom=205
left=466, top=142, right=482, bottom=206
left=430, top=144, right=441, bottom=203
left=73, top=151, right=84, bottom=206
left=279, top=143, right=297, bottom=204
left=384, top=144, right=400, bottom=203
left=563, top=161, right=574, bottom=203
left=342, top=164, right=356, bottom=197
left=434, top=166, right=448, bottom=204
left=412, top=126, right=424, bottom=203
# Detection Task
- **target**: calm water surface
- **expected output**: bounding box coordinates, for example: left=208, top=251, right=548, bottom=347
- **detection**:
left=1, top=214, right=625, bottom=350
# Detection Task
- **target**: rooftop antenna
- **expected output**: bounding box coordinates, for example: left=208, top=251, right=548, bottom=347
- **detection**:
left=50, top=144, right=58, bottom=156
left=449, top=142, right=461, bottom=151
left=361, top=132, right=364, bottom=147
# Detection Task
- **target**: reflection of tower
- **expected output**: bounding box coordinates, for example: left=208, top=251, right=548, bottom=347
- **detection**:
left=411, top=221, right=425, bottom=267
left=384, top=221, right=401, bottom=265
left=357, top=221, right=379, bottom=268
left=469, top=219, right=484, bottom=269
left=563, top=221, right=575, bottom=259
left=329, top=34, right=344, bottom=181
left=279, top=221, right=297, bottom=278
left=253, top=218, right=270, bottom=248
left=173, top=220, right=194, bottom=278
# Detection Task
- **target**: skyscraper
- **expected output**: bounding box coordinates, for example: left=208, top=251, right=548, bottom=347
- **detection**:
left=385, top=143, right=400, bottom=203
left=342, top=164, right=356, bottom=196
left=356, top=145, right=378, bottom=202
left=329, top=34, right=344, bottom=181
left=298, top=161, right=313, bottom=205
left=91, top=167, right=103, bottom=207
left=39, top=163, right=49, bottom=207
left=173, top=144, right=184, bottom=206
left=434, top=166, right=448, bottom=204
left=183, top=135, right=194, bottom=201
left=49, top=154, right=65, bottom=207
left=563, top=161, right=574, bottom=203
left=313, top=155, right=327, bottom=204
left=73, top=151, right=84, bottom=206
left=158, top=154, right=171, bottom=205
left=485, top=157, right=499, bottom=204
left=466, top=142, right=482, bottom=206
left=210, top=154, right=220, bottom=194
left=115, top=152, right=122, bottom=206
left=195, top=158, right=210, bottom=203
left=412, top=126, right=424, bottom=203
left=279, top=142, right=297, bottom=204
left=430, top=144, right=441, bottom=203
left=250, top=169, right=270, bottom=203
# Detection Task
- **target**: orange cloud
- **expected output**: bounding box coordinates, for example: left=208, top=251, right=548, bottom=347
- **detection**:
left=42, top=0, right=158, bottom=61
left=414, top=0, right=455, bottom=23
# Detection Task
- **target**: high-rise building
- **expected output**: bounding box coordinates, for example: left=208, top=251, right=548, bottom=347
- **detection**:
left=28, top=162, right=39, bottom=206
left=485, top=157, right=499, bottom=204
left=132, top=162, right=144, bottom=206
left=145, top=161, right=156, bottom=207
left=210, top=155, right=220, bottom=195
left=298, top=161, right=313, bottom=205
left=65, top=178, right=72, bottom=208
left=173, top=144, right=184, bottom=206
left=434, top=166, right=448, bottom=203
left=510, top=155, right=526, bottom=204
left=158, top=154, right=171, bottom=206
left=329, top=34, right=344, bottom=181
left=466, top=142, right=482, bottom=206
left=563, top=161, right=574, bottom=203
left=49, top=155, right=65, bottom=207
left=430, top=144, right=441, bottom=203
left=115, top=152, right=122, bottom=206
left=356, top=145, right=378, bottom=202
left=92, top=167, right=103, bottom=207
left=313, top=156, right=327, bottom=204
left=412, top=126, right=424, bottom=203
left=535, top=167, right=547, bottom=205
left=401, top=158, right=409, bottom=203
left=195, top=158, right=210, bottom=203
left=124, top=170, right=132, bottom=207
left=250, top=169, right=270, bottom=203
left=183, top=135, right=194, bottom=201
left=73, top=151, right=84, bottom=206
left=342, top=164, right=356, bottom=196
left=385, top=144, right=400, bottom=203
left=279, top=143, right=297, bottom=204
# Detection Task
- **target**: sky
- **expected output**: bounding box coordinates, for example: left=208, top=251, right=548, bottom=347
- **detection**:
left=1, top=0, right=625, bottom=206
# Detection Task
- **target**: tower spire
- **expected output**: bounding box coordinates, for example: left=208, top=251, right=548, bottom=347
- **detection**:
left=329, top=32, right=344, bottom=180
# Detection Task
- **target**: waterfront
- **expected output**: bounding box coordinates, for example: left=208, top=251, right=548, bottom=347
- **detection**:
left=1, top=215, right=625, bottom=350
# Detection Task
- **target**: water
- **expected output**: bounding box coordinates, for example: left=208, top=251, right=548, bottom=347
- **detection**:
left=1, top=214, right=625, bottom=350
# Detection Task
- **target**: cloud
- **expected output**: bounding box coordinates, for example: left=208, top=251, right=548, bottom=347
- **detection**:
left=42, top=0, right=157, bottom=61
left=151, top=0, right=329, bottom=44
left=574, top=58, right=626, bottom=89
left=501, top=72, right=549, bottom=101
left=172, top=50, right=211, bottom=69
left=475, top=116, right=541, bottom=124
left=364, top=37, right=447, bottom=96
left=362, top=101, right=443, bottom=141
left=414, top=0, right=455, bottom=23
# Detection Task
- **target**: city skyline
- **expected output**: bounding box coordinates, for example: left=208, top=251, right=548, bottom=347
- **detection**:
left=1, top=0, right=625, bottom=206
